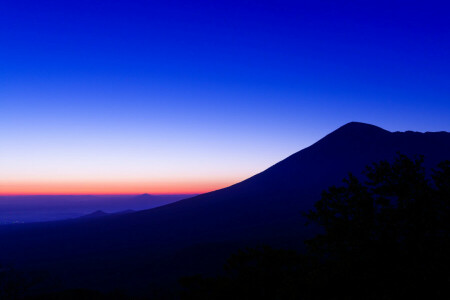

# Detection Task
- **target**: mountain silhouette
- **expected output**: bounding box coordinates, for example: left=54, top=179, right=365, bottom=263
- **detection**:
left=78, top=209, right=136, bottom=219
left=0, top=193, right=196, bottom=223
left=0, top=122, right=449, bottom=292
left=79, top=210, right=109, bottom=218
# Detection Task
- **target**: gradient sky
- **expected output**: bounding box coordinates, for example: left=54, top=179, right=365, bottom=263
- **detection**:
left=1, top=0, right=449, bottom=195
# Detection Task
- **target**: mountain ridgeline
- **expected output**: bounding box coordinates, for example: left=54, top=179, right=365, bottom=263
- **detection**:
left=0, top=122, right=449, bottom=293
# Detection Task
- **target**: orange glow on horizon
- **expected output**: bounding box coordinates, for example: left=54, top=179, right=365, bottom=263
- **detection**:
left=0, top=180, right=238, bottom=196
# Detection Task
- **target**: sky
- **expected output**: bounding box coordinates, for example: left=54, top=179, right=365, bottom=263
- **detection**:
left=1, top=0, right=450, bottom=195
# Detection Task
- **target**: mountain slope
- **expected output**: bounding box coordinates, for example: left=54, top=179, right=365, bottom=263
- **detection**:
left=0, top=122, right=449, bottom=292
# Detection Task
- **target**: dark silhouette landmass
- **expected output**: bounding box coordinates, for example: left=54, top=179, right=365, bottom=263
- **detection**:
left=0, top=122, right=449, bottom=296
left=180, top=155, right=450, bottom=299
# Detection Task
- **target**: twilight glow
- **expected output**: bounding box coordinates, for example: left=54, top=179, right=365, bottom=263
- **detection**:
left=1, top=0, right=449, bottom=195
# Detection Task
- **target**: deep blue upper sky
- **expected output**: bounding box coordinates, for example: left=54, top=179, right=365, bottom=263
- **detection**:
left=1, top=0, right=449, bottom=194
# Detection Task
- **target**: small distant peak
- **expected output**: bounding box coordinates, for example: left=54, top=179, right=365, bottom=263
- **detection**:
left=133, top=193, right=154, bottom=200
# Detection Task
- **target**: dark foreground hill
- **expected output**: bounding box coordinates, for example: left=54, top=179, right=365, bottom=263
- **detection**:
left=0, top=122, right=449, bottom=294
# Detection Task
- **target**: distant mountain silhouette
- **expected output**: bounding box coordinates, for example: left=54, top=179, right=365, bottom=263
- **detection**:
left=135, top=193, right=152, bottom=198
left=79, top=210, right=109, bottom=218
left=78, top=209, right=135, bottom=219
left=0, top=193, right=195, bottom=223
left=0, top=122, right=449, bottom=293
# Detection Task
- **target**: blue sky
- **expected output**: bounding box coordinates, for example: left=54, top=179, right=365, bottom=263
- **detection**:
left=1, top=0, right=449, bottom=194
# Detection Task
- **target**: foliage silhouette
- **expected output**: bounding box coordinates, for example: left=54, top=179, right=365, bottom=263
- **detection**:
left=24, top=289, right=129, bottom=300
left=180, top=154, right=450, bottom=299
left=0, top=265, right=40, bottom=300
left=304, top=154, right=450, bottom=299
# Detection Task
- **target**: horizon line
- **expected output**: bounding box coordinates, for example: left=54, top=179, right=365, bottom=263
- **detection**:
left=0, top=192, right=202, bottom=197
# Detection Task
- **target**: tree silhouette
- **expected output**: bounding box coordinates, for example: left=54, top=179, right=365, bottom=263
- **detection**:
left=304, top=154, right=450, bottom=299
